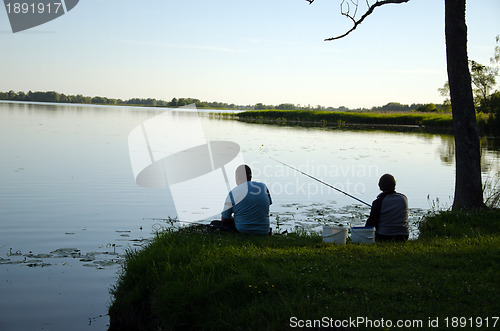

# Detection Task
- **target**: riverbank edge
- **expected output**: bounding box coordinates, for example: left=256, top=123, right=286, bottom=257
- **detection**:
left=215, top=110, right=498, bottom=136
left=108, top=209, right=500, bottom=330
left=4, top=100, right=497, bottom=135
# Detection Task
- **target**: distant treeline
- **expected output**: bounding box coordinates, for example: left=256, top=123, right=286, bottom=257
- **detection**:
left=254, top=101, right=449, bottom=112
left=0, top=90, right=449, bottom=113
left=0, top=90, right=242, bottom=110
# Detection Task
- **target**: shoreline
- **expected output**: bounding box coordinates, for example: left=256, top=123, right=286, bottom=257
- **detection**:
left=3, top=99, right=497, bottom=136
left=108, top=209, right=500, bottom=330
left=226, top=109, right=456, bottom=133
left=232, top=115, right=455, bottom=134
left=216, top=109, right=498, bottom=136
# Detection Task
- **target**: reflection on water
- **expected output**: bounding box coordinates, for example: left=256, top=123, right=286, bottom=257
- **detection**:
left=436, top=135, right=455, bottom=165
left=0, top=101, right=499, bottom=330
left=436, top=134, right=500, bottom=175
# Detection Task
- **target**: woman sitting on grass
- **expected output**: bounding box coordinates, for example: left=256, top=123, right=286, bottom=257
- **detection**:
left=365, top=174, right=409, bottom=242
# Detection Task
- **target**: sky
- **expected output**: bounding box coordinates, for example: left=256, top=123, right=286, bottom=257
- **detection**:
left=1, top=0, right=499, bottom=109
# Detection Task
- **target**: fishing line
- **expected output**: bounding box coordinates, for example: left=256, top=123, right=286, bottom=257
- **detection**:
left=269, top=157, right=372, bottom=207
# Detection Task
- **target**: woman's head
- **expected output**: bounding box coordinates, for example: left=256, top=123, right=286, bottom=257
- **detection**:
left=378, top=174, right=396, bottom=192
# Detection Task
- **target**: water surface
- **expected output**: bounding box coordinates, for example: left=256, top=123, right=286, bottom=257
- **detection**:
left=0, top=102, right=498, bottom=330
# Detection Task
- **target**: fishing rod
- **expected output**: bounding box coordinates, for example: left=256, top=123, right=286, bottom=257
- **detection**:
left=143, top=218, right=204, bottom=224
left=270, top=157, right=372, bottom=207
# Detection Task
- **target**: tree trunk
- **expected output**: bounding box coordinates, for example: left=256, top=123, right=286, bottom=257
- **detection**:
left=445, top=0, right=485, bottom=209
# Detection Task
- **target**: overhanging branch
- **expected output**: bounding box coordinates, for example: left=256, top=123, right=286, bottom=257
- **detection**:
left=306, top=0, right=410, bottom=41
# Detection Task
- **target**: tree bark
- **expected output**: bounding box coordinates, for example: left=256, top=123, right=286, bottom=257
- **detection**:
left=445, top=0, right=485, bottom=209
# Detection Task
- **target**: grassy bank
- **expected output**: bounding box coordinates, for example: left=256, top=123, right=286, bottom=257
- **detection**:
left=109, top=209, right=500, bottom=330
left=234, top=110, right=453, bottom=128
left=228, top=110, right=496, bottom=135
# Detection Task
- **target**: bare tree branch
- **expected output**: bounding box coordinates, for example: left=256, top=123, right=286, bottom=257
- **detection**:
left=306, top=0, right=410, bottom=41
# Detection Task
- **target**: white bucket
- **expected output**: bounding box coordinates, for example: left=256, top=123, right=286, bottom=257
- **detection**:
left=322, top=226, right=348, bottom=244
left=350, top=226, right=376, bottom=244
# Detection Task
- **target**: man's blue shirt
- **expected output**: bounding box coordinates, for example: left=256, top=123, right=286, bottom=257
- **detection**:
left=221, top=181, right=272, bottom=235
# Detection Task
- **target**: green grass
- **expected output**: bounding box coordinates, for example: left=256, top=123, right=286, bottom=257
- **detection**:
left=109, top=210, right=500, bottom=330
left=418, top=209, right=500, bottom=239
left=233, top=110, right=454, bottom=129
left=226, top=109, right=496, bottom=135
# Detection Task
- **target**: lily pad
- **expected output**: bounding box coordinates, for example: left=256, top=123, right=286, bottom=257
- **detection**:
left=50, top=248, right=81, bottom=257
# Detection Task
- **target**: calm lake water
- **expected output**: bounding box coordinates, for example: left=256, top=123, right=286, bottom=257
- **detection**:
left=0, top=101, right=499, bottom=330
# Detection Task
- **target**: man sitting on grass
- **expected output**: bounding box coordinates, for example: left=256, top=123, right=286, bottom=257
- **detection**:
left=216, top=164, right=272, bottom=235
left=365, top=174, right=409, bottom=242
